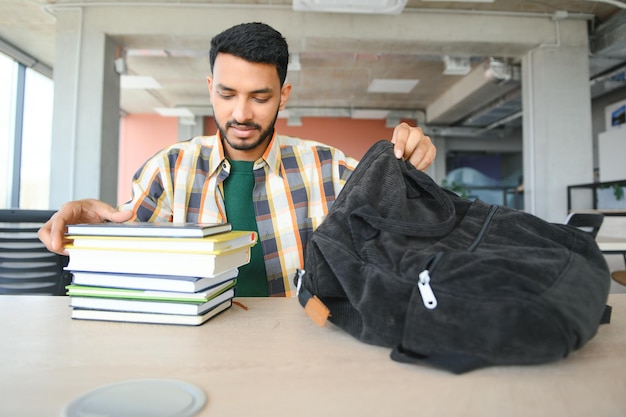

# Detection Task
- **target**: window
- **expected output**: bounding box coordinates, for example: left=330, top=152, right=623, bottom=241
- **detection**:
left=0, top=53, right=16, bottom=208
left=0, top=51, right=53, bottom=209
left=20, top=67, right=53, bottom=208
left=444, top=151, right=524, bottom=209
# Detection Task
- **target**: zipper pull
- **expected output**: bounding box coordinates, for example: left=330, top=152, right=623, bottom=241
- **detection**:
left=295, top=269, right=305, bottom=296
left=418, top=270, right=438, bottom=310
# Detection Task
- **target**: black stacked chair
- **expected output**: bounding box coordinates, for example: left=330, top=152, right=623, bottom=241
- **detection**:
left=0, top=209, right=70, bottom=295
left=565, top=212, right=605, bottom=239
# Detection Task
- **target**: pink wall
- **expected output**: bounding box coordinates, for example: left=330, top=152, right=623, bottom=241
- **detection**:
left=117, top=114, right=178, bottom=205
left=274, top=117, right=402, bottom=160
left=206, top=117, right=403, bottom=159
left=119, top=114, right=410, bottom=204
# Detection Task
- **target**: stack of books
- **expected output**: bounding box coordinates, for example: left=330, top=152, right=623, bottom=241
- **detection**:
left=63, top=222, right=257, bottom=326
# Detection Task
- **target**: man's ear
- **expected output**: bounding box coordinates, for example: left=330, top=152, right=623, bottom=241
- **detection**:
left=279, top=83, right=292, bottom=111
left=206, top=76, right=213, bottom=103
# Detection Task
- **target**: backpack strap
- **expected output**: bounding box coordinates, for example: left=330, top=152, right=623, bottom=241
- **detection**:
left=390, top=344, right=491, bottom=374
left=601, top=304, right=612, bottom=324
left=295, top=270, right=330, bottom=327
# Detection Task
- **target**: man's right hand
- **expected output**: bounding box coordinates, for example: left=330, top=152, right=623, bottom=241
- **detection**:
left=38, top=199, right=134, bottom=255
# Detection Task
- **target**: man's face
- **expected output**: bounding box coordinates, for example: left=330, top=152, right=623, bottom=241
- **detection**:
left=207, top=53, right=291, bottom=159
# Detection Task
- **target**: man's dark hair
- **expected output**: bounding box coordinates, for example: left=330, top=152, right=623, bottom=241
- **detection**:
left=209, top=22, right=289, bottom=86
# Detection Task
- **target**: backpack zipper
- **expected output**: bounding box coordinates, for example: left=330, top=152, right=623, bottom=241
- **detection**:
left=418, top=269, right=438, bottom=309
left=417, top=205, right=499, bottom=310
left=417, top=252, right=442, bottom=309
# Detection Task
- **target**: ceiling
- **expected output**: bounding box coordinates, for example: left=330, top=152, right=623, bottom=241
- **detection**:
left=1, top=0, right=626, bottom=137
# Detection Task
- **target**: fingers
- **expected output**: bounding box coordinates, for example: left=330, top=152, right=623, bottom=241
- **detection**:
left=391, top=123, right=436, bottom=171
left=390, top=122, right=411, bottom=159
left=38, top=199, right=124, bottom=255
left=37, top=216, right=61, bottom=255
left=111, top=209, right=134, bottom=223
left=38, top=210, right=69, bottom=255
left=408, top=141, right=437, bottom=171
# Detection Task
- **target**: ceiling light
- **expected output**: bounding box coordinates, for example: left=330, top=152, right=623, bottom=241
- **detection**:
left=154, top=107, right=194, bottom=118
left=423, top=0, right=493, bottom=2
left=367, top=79, right=419, bottom=94
left=126, top=49, right=168, bottom=57
left=443, top=56, right=471, bottom=76
left=179, top=116, right=197, bottom=126
left=121, top=75, right=162, bottom=90
left=293, top=0, right=408, bottom=14
left=167, top=50, right=206, bottom=58
left=351, top=109, right=389, bottom=119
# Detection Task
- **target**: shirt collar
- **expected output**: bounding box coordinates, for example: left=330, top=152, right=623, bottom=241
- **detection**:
left=212, top=129, right=282, bottom=176
left=259, top=130, right=281, bottom=175
left=207, top=131, right=228, bottom=176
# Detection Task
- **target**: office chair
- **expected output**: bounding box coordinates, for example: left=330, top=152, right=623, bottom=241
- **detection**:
left=564, top=212, right=626, bottom=287
left=0, top=209, right=70, bottom=295
left=564, top=212, right=605, bottom=239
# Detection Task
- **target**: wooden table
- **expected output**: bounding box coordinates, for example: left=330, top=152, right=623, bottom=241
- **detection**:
left=597, top=236, right=626, bottom=255
left=1, top=295, right=626, bottom=417
left=598, top=238, right=626, bottom=286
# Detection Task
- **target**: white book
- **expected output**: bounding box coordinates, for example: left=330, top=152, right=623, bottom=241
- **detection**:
left=66, top=246, right=251, bottom=277
left=70, top=268, right=239, bottom=293
left=66, top=222, right=232, bottom=238
left=71, top=299, right=233, bottom=326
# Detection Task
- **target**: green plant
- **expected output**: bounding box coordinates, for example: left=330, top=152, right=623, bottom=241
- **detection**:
left=598, top=182, right=626, bottom=204
left=612, top=183, right=625, bottom=201
left=441, top=179, right=469, bottom=199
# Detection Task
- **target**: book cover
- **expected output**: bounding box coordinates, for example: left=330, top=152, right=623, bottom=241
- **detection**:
left=66, top=280, right=236, bottom=303
left=65, top=246, right=251, bottom=277
left=69, top=268, right=239, bottom=293
left=71, top=299, right=232, bottom=326
left=67, top=230, right=257, bottom=253
left=66, top=221, right=232, bottom=238
left=70, top=288, right=235, bottom=315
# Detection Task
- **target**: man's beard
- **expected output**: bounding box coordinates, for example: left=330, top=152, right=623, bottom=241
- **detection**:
left=217, top=112, right=278, bottom=152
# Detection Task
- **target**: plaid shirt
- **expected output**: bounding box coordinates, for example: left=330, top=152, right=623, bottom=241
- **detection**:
left=119, top=131, right=358, bottom=296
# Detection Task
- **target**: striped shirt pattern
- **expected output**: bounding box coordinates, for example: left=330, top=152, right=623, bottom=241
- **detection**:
left=119, top=132, right=358, bottom=296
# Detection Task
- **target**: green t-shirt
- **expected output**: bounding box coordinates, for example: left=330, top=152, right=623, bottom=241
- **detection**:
left=223, top=160, right=269, bottom=297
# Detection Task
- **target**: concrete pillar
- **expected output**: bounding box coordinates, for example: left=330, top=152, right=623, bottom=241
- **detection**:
left=49, top=8, right=120, bottom=209
left=522, top=19, right=593, bottom=222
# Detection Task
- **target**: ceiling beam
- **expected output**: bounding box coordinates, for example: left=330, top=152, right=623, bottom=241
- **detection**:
left=45, top=4, right=583, bottom=57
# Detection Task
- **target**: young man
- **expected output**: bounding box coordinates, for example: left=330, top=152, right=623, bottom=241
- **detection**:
left=39, top=22, right=436, bottom=297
